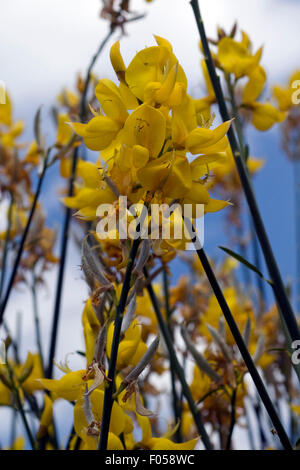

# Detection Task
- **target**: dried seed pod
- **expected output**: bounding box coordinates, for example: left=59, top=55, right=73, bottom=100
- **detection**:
left=133, top=382, right=155, bottom=417
left=103, top=175, right=120, bottom=197
left=92, top=293, right=107, bottom=326
left=94, top=322, right=108, bottom=365
left=121, top=294, right=137, bottom=335
left=84, top=363, right=105, bottom=397
left=252, top=335, right=265, bottom=364
left=133, top=239, right=151, bottom=276
left=243, top=317, right=251, bottom=348
left=218, top=316, right=225, bottom=339
left=81, top=237, right=112, bottom=288
left=181, top=327, right=221, bottom=383
left=125, top=336, right=160, bottom=384
left=207, top=324, right=233, bottom=362
left=83, top=384, right=94, bottom=424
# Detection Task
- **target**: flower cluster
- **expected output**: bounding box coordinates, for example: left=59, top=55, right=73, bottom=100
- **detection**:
left=65, top=36, right=232, bottom=258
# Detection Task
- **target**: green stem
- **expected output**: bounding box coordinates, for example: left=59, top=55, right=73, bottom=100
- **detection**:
left=6, top=358, right=36, bottom=449
left=9, top=312, right=21, bottom=448
left=163, top=268, right=182, bottom=443
left=31, top=271, right=45, bottom=374
left=189, top=0, right=300, bottom=344
left=98, top=237, right=141, bottom=450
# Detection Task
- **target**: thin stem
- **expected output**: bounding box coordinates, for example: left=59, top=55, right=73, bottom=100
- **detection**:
left=225, top=387, right=237, bottom=450
left=226, top=73, right=246, bottom=160
left=9, top=311, right=21, bottom=448
left=189, top=0, right=300, bottom=344
left=98, top=237, right=141, bottom=450
left=0, top=153, right=50, bottom=325
left=6, top=358, right=36, bottom=449
left=163, top=268, right=182, bottom=443
left=46, top=28, right=114, bottom=380
left=31, top=271, right=45, bottom=374
left=0, top=191, right=14, bottom=301
left=144, top=267, right=213, bottom=450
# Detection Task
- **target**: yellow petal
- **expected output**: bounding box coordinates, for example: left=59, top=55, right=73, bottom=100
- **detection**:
left=150, top=437, right=198, bottom=450
left=110, top=41, right=126, bottom=81
left=125, top=46, right=169, bottom=101
left=185, top=120, right=231, bottom=155
left=172, top=94, right=197, bottom=146
left=204, top=198, right=229, bottom=213
left=77, top=160, right=102, bottom=188
left=37, top=395, right=53, bottom=439
left=24, top=141, right=41, bottom=166
left=132, top=145, right=150, bottom=168
left=63, top=187, right=115, bottom=210
left=190, top=152, right=228, bottom=178
left=0, top=91, right=12, bottom=126
left=119, top=82, right=139, bottom=110
left=251, top=102, right=286, bottom=131
left=217, top=37, right=262, bottom=78
left=183, top=181, right=210, bottom=205
left=56, top=113, right=73, bottom=146
left=155, top=63, right=178, bottom=103
left=272, top=85, right=292, bottom=112
left=38, top=370, right=86, bottom=401
left=95, top=79, right=128, bottom=123
left=107, top=433, right=124, bottom=450
left=122, top=104, right=166, bottom=158
left=242, top=66, right=266, bottom=103
left=72, top=116, right=121, bottom=151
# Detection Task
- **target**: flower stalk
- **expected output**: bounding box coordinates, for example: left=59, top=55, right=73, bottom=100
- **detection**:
left=98, top=236, right=141, bottom=450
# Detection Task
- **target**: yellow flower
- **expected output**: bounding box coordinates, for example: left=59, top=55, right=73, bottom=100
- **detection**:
left=0, top=91, right=12, bottom=126
left=56, top=113, right=73, bottom=146
left=184, top=120, right=231, bottom=155
left=36, top=395, right=53, bottom=439
left=125, top=36, right=187, bottom=104
left=24, top=140, right=41, bottom=166
left=217, top=34, right=262, bottom=78
left=82, top=298, right=101, bottom=366
left=73, top=386, right=126, bottom=449
left=38, top=370, right=86, bottom=401
left=107, top=319, right=147, bottom=369
left=273, top=70, right=300, bottom=112
left=250, top=102, right=286, bottom=131
left=63, top=159, right=115, bottom=220
left=137, top=415, right=198, bottom=450
left=0, top=120, right=24, bottom=147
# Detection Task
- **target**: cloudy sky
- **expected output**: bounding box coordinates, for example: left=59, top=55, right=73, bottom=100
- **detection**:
left=1, top=0, right=300, bottom=449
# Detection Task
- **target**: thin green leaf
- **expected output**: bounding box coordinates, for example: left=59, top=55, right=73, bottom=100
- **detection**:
left=34, top=106, right=43, bottom=148
left=219, top=246, right=273, bottom=285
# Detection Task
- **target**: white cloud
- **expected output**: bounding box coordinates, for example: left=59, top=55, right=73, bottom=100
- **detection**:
left=1, top=0, right=299, bottom=124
